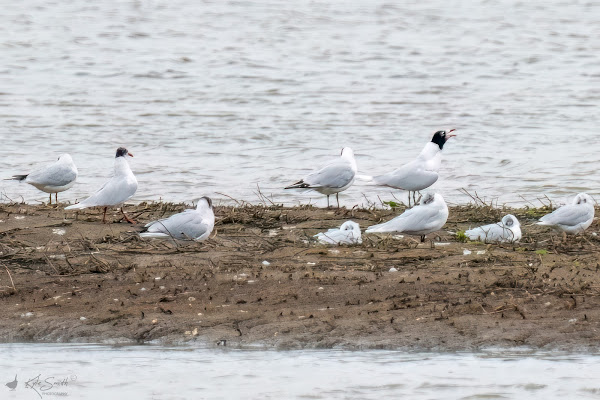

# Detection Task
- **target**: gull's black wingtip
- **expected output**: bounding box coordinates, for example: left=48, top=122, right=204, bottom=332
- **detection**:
left=5, top=174, right=28, bottom=181
left=284, top=180, right=310, bottom=190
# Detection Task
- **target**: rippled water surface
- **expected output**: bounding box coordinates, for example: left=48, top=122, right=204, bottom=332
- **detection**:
left=1, top=0, right=599, bottom=207
left=2, top=344, right=600, bottom=399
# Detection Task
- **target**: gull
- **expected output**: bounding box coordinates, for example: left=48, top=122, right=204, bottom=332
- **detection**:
left=537, top=193, right=595, bottom=235
left=314, top=220, right=362, bottom=245
left=465, top=214, right=522, bottom=243
left=6, top=154, right=77, bottom=205
left=362, top=130, right=455, bottom=206
left=140, top=197, right=215, bottom=241
left=365, top=192, right=448, bottom=244
left=65, top=147, right=138, bottom=223
left=284, top=147, right=357, bottom=208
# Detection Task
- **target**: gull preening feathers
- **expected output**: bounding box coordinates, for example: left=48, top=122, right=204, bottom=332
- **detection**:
left=465, top=214, right=522, bottom=243
left=366, top=192, right=449, bottom=243
left=537, top=193, right=595, bottom=235
left=65, top=147, right=138, bottom=223
left=6, top=154, right=78, bottom=204
left=314, top=220, right=362, bottom=245
left=284, top=147, right=357, bottom=208
left=140, top=197, right=215, bottom=241
left=362, top=130, right=455, bottom=205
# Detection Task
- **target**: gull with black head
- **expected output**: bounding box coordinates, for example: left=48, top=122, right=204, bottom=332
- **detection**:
left=65, top=147, right=138, bottom=223
left=362, top=130, right=456, bottom=206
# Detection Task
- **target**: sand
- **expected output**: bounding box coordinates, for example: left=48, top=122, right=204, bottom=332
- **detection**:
left=0, top=201, right=599, bottom=350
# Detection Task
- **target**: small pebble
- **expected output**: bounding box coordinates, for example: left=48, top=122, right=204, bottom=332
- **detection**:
left=79, top=316, right=87, bottom=321
left=463, top=249, right=472, bottom=255
left=262, top=260, right=271, bottom=266
left=389, top=267, right=398, bottom=272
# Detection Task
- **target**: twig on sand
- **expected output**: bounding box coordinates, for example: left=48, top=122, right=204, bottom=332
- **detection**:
left=254, top=184, right=276, bottom=207
left=215, top=192, right=247, bottom=207
left=2, top=263, right=16, bottom=291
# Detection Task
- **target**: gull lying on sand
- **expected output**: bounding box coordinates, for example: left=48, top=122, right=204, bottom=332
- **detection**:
left=465, top=214, right=521, bottom=243
left=140, top=197, right=215, bottom=241
left=314, top=220, right=362, bottom=245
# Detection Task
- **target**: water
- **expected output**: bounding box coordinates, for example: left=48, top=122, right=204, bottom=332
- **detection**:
left=1, top=0, right=599, bottom=207
left=2, top=344, right=600, bottom=399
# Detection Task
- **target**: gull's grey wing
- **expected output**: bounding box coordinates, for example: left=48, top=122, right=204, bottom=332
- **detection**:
left=539, top=205, right=593, bottom=227
left=367, top=204, right=441, bottom=234
left=303, top=159, right=355, bottom=189
left=146, top=210, right=210, bottom=240
left=372, top=160, right=438, bottom=191
left=27, top=162, right=77, bottom=187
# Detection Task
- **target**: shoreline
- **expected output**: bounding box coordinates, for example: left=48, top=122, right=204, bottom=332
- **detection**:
left=1, top=202, right=599, bottom=351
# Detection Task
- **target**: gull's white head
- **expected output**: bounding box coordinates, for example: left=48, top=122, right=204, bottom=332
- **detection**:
left=340, top=220, right=359, bottom=231
left=340, top=147, right=354, bottom=159
left=197, top=196, right=213, bottom=210
left=501, top=214, right=519, bottom=228
left=58, top=154, right=73, bottom=163
left=574, top=193, right=593, bottom=205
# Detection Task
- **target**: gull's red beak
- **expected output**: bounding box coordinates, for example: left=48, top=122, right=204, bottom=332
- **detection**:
left=447, top=129, right=457, bottom=138
left=128, top=152, right=134, bottom=157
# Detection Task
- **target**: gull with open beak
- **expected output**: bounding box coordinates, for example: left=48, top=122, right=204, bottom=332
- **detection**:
left=65, top=147, right=138, bottom=223
left=361, top=129, right=456, bottom=206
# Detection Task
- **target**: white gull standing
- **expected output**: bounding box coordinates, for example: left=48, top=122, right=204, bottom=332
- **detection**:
left=537, top=193, right=595, bottom=235
left=362, top=130, right=456, bottom=206
left=284, top=147, right=357, bottom=208
left=466, top=214, right=522, bottom=243
left=140, top=197, right=215, bottom=241
left=65, top=147, right=138, bottom=223
left=366, top=192, right=449, bottom=243
left=6, top=154, right=78, bottom=205
left=314, top=220, right=362, bottom=245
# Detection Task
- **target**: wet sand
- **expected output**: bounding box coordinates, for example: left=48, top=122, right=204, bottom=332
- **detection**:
left=1, top=202, right=599, bottom=350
